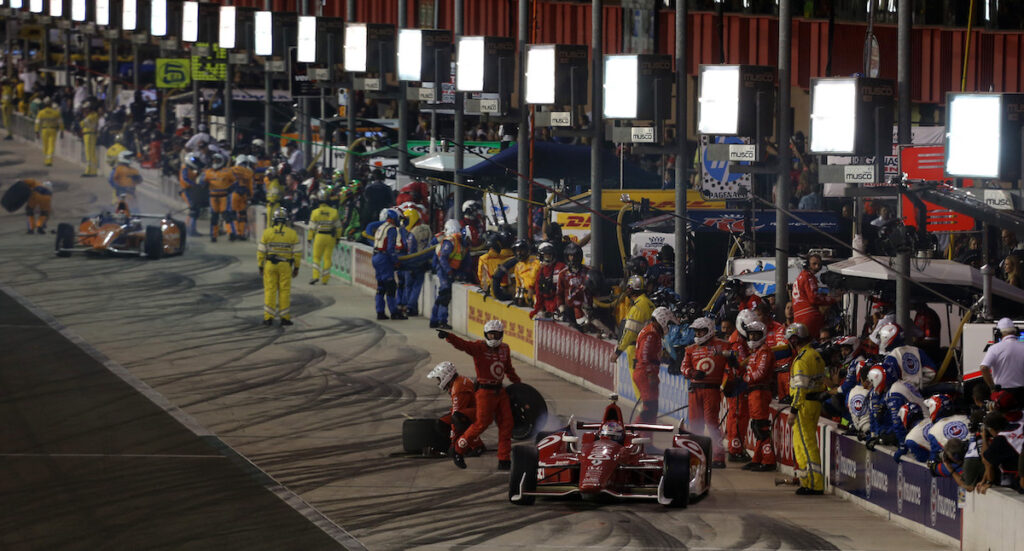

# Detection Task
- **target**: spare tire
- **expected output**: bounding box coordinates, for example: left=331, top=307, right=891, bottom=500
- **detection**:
left=143, top=225, right=163, bottom=259
left=507, top=383, right=548, bottom=441
left=169, top=218, right=186, bottom=255
left=55, top=223, right=74, bottom=257
left=2, top=181, right=32, bottom=212
left=401, top=418, right=450, bottom=454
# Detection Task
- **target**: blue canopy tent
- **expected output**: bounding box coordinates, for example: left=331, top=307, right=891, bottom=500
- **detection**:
left=459, top=142, right=661, bottom=188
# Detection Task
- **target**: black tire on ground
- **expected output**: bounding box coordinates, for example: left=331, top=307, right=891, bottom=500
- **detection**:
left=508, top=444, right=538, bottom=505
left=1, top=181, right=31, bottom=212
left=55, top=223, right=74, bottom=257
left=170, top=218, right=186, bottom=255
left=691, top=435, right=713, bottom=490
left=401, top=418, right=450, bottom=454
left=507, top=383, right=548, bottom=441
left=143, top=225, right=163, bottom=259
left=662, top=448, right=691, bottom=508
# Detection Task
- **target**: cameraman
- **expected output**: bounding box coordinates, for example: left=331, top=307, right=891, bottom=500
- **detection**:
left=980, top=318, right=1024, bottom=409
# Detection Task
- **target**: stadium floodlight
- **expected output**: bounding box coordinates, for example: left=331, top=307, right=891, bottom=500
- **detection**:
left=29, top=0, right=42, bottom=14
left=809, top=77, right=894, bottom=156
left=456, top=36, right=513, bottom=93
left=344, top=22, right=395, bottom=74
left=181, top=1, right=198, bottom=42
left=603, top=55, right=638, bottom=119
left=150, top=0, right=166, bottom=36
left=254, top=11, right=272, bottom=56
left=456, top=36, right=485, bottom=92
left=344, top=23, right=367, bottom=72
left=95, top=0, right=109, bottom=25
left=297, top=15, right=316, bottom=63
left=945, top=93, right=1024, bottom=181
left=49, top=0, right=62, bottom=17
left=602, top=53, right=672, bottom=120
left=121, top=0, right=136, bottom=31
left=698, top=64, right=776, bottom=136
left=397, top=28, right=451, bottom=82
left=72, top=0, right=87, bottom=21
left=218, top=5, right=236, bottom=49
left=525, top=45, right=556, bottom=104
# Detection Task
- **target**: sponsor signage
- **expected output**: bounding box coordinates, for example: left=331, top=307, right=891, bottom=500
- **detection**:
left=536, top=320, right=614, bottom=390
left=190, top=42, right=227, bottom=81
left=700, top=135, right=752, bottom=199
left=843, top=165, right=875, bottom=184
left=467, top=291, right=534, bottom=359
left=689, top=210, right=844, bottom=234
left=630, top=126, right=656, bottom=143
left=416, top=87, right=435, bottom=102
left=479, top=98, right=500, bottom=113
left=830, top=431, right=961, bottom=539
left=353, top=246, right=376, bottom=290
left=599, top=189, right=725, bottom=211
left=728, top=144, right=757, bottom=161
left=899, top=145, right=975, bottom=232
left=155, top=58, right=191, bottom=89
left=549, top=112, right=571, bottom=127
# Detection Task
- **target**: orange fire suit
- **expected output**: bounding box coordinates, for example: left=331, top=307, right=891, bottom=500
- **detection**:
left=202, top=167, right=237, bottom=240
left=726, top=332, right=750, bottom=456
left=440, top=374, right=484, bottom=452
left=791, top=269, right=833, bottom=338
left=109, top=164, right=142, bottom=210
left=230, top=165, right=254, bottom=237
left=442, top=333, right=522, bottom=461
left=24, top=179, right=51, bottom=231
left=744, top=343, right=777, bottom=466
left=682, top=336, right=730, bottom=462
left=633, top=320, right=665, bottom=424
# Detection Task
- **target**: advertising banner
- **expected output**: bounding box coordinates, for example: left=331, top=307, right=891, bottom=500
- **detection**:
left=535, top=320, right=615, bottom=391
left=466, top=291, right=534, bottom=360
left=830, top=431, right=962, bottom=539
left=629, top=231, right=673, bottom=266
left=700, top=135, right=752, bottom=200
left=599, top=189, right=725, bottom=211
left=190, top=43, right=227, bottom=81
left=155, top=58, right=190, bottom=88
left=689, top=210, right=844, bottom=234
left=899, top=145, right=975, bottom=233
left=353, top=246, right=376, bottom=291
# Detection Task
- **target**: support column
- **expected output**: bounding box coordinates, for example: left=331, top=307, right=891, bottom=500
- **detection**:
left=299, top=0, right=312, bottom=167
left=397, top=0, right=409, bottom=176
left=774, top=0, right=792, bottom=322
left=263, top=0, right=273, bottom=155
left=131, top=42, right=139, bottom=90
left=895, top=0, right=913, bottom=329
left=674, top=0, right=688, bottom=299
left=63, top=30, right=71, bottom=85
left=590, top=0, right=604, bottom=271
left=452, top=0, right=465, bottom=216
left=516, top=0, right=529, bottom=238
left=107, top=41, right=117, bottom=111
left=346, top=0, right=356, bottom=151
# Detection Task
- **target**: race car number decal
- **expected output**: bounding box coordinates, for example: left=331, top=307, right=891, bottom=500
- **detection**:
left=587, top=451, right=611, bottom=465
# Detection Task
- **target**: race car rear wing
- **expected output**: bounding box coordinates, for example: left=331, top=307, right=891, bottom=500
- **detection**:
left=574, top=421, right=676, bottom=432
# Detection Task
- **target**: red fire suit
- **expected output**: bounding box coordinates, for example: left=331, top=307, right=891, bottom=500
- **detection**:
left=443, top=333, right=522, bottom=461
left=764, top=320, right=794, bottom=399
left=791, top=269, right=833, bottom=338
left=556, top=265, right=591, bottom=324
left=682, top=337, right=730, bottom=462
left=440, top=374, right=483, bottom=452
left=633, top=320, right=665, bottom=424
left=725, top=332, right=750, bottom=456
left=744, top=343, right=777, bottom=466
left=531, top=261, right=566, bottom=318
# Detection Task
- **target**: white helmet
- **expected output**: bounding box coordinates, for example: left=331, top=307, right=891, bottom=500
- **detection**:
left=246, top=154, right=260, bottom=165
left=651, top=306, right=678, bottom=332
left=625, top=275, right=645, bottom=292
left=462, top=199, right=481, bottom=216
left=866, top=366, right=887, bottom=393
left=599, top=421, right=624, bottom=443
left=735, top=308, right=757, bottom=338
left=834, top=335, right=861, bottom=364
left=483, top=319, right=504, bottom=348
left=117, top=150, right=134, bottom=165
left=234, top=155, right=251, bottom=167
left=745, top=320, right=767, bottom=350
left=427, top=361, right=457, bottom=391
left=444, top=219, right=462, bottom=236
left=876, top=323, right=903, bottom=354
left=785, top=323, right=810, bottom=342
left=251, top=138, right=265, bottom=148
left=691, top=317, right=715, bottom=345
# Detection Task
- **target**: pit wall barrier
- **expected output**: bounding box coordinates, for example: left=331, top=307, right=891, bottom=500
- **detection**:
left=14, top=123, right=1024, bottom=550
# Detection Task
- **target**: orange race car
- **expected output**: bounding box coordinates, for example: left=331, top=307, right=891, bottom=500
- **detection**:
left=54, top=212, right=186, bottom=259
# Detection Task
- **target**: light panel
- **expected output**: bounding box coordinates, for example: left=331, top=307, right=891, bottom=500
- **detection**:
left=344, top=23, right=367, bottom=72
left=11, top=0, right=22, bottom=9
left=49, top=0, right=62, bottom=17
left=946, top=95, right=1001, bottom=179
left=254, top=11, right=272, bottom=56
left=809, top=78, right=858, bottom=154
left=29, top=0, right=42, bottom=14
left=456, top=36, right=485, bottom=92
left=72, top=0, right=86, bottom=21
left=697, top=65, right=740, bottom=135
left=397, top=29, right=422, bottom=81
left=525, top=45, right=555, bottom=104
left=181, top=1, right=198, bottom=42
left=150, top=0, right=166, bottom=36
left=95, top=0, right=109, bottom=25
left=121, top=0, right=136, bottom=31
left=297, top=15, right=316, bottom=63
left=603, top=55, right=638, bottom=119
left=218, top=5, right=236, bottom=49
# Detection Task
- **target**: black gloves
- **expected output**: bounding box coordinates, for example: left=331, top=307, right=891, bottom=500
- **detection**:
left=437, top=330, right=450, bottom=339
left=691, top=371, right=706, bottom=381
left=864, top=437, right=878, bottom=451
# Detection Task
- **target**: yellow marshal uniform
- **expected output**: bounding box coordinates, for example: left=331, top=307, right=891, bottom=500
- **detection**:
left=789, top=344, right=827, bottom=492
left=34, top=106, right=64, bottom=166
left=257, top=223, right=302, bottom=321
left=308, top=204, right=341, bottom=283
left=80, top=112, right=99, bottom=176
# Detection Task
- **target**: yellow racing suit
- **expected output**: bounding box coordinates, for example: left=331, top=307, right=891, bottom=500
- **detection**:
left=80, top=112, right=99, bottom=176
left=477, top=248, right=514, bottom=293
left=34, top=106, right=64, bottom=166
left=1, top=83, right=14, bottom=137
left=265, top=176, right=283, bottom=227
left=616, top=293, right=655, bottom=395
left=307, top=204, right=341, bottom=283
left=512, top=256, right=541, bottom=307
left=257, top=222, right=302, bottom=321
left=789, top=343, right=827, bottom=492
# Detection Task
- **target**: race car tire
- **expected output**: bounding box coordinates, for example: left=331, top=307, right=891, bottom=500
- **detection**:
left=691, top=435, right=713, bottom=492
left=662, top=448, right=690, bottom=508
left=509, top=444, right=538, bottom=505
left=55, top=223, right=74, bottom=257
left=401, top=418, right=449, bottom=454
left=170, top=218, right=186, bottom=255
left=507, top=383, right=548, bottom=441
left=144, top=225, right=163, bottom=260
left=1, top=181, right=31, bottom=212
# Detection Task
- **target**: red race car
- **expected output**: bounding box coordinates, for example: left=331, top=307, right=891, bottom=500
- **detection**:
left=54, top=212, right=186, bottom=259
left=508, top=396, right=712, bottom=507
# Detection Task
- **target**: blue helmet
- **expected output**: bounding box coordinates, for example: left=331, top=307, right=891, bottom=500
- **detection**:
left=379, top=208, right=401, bottom=224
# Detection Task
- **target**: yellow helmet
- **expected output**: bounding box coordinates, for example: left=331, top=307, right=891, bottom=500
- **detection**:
left=403, top=208, right=421, bottom=229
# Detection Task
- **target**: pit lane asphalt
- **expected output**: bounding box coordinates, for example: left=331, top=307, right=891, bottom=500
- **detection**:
left=0, top=139, right=954, bottom=551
